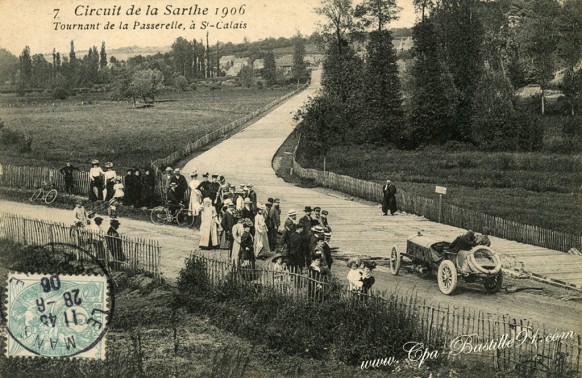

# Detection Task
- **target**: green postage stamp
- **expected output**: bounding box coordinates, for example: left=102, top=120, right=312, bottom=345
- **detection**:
left=4, top=272, right=109, bottom=359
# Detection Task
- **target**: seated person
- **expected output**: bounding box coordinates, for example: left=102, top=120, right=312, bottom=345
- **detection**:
left=475, top=227, right=491, bottom=247
left=450, top=230, right=476, bottom=273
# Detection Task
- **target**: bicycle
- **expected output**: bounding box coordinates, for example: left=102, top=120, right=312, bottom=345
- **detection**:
left=150, top=203, right=195, bottom=227
left=30, top=182, right=58, bottom=204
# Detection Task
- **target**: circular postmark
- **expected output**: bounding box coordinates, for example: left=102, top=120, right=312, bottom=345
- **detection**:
left=3, top=243, right=114, bottom=359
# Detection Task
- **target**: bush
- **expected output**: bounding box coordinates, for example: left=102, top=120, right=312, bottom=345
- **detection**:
left=176, top=256, right=439, bottom=367
left=562, top=116, right=582, bottom=137
left=189, top=82, right=197, bottom=91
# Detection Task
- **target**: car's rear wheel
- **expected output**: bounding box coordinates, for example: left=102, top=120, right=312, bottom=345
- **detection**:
left=483, top=271, right=503, bottom=293
left=389, top=246, right=401, bottom=275
left=437, top=260, right=458, bottom=295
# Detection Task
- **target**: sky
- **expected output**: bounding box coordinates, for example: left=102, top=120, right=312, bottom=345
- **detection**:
left=0, top=0, right=417, bottom=56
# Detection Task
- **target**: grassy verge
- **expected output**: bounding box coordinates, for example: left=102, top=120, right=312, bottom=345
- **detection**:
left=295, top=141, right=582, bottom=234
left=0, top=87, right=293, bottom=169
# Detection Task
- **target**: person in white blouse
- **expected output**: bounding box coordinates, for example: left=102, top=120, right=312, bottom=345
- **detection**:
left=89, top=160, right=105, bottom=201
left=346, top=257, right=364, bottom=293
left=102, top=162, right=117, bottom=201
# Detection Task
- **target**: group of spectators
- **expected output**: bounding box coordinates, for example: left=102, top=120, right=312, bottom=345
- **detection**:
left=86, top=160, right=156, bottom=208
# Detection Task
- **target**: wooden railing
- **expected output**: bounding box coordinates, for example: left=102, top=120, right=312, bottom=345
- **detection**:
left=291, top=149, right=582, bottom=254
left=0, top=163, right=90, bottom=195
left=0, top=213, right=162, bottom=279
left=193, top=253, right=581, bottom=375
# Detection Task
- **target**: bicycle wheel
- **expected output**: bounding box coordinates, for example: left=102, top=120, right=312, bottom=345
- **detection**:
left=44, top=189, right=58, bottom=204
left=30, top=189, right=42, bottom=202
left=150, top=207, right=169, bottom=225
left=177, top=209, right=195, bottom=227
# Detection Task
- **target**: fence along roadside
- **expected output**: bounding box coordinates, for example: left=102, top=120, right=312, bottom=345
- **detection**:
left=0, top=86, right=307, bottom=201
left=290, top=143, right=581, bottom=255
left=0, top=213, right=161, bottom=279
left=192, top=253, right=580, bottom=375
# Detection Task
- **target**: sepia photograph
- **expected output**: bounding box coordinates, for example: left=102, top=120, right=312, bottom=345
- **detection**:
left=0, top=0, right=581, bottom=376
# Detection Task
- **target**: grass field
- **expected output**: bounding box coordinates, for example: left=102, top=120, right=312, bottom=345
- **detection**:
left=296, top=125, right=582, bottom=234
left=0, top=87, right=293, bottom=170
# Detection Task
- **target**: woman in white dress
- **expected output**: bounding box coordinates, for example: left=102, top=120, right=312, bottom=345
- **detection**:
left=254, top=203, right=271, bottom=258
left=198, top=197, right=219, bottom=249
left=188, top=172, right=202, bottom=216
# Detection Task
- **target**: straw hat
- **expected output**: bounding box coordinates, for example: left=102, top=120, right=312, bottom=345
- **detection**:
left=91, top=159, right=99, bottom=165
left=243, top=197, right=252, bottom=205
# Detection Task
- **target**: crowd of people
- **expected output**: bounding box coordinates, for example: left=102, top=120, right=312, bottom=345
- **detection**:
left=85, top=160, right=156, bottom=208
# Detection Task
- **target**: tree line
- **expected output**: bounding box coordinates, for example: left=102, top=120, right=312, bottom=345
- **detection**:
left=298, top=0, right=582, bottom=155
left=0, top=33, right=312, bottom=102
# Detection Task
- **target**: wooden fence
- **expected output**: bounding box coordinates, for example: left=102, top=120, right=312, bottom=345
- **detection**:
left=0, top=163, right=91, bottom=195
left=291, top=153, right=582, bottom=254
left=150, top=85, right=308, bottom=199
left=193, top=253, right=581, bottom=375
left=0, top=85, right=307, bottom=201
left=0, top=213, right=162, bottom=279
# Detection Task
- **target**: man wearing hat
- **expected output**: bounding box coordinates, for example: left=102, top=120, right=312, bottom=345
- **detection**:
left=171, top=168, right=188, bottom=202
left=89, top=160, right=104, bottom=201
left=265, top=200, right=276, bottom=250
left=247, top=184, right=257, bottom=208
left=280, top=209, right=296, bottom=250
left=382, top=179, right=397, bottom=216
left=321, top=210, right=332, bottom=232
left=161, top=167, right=173, bottom=203
left=106, top=218, right=125, bottom=269
left=124, top=168, right=137, bottom=207
left=220, top=201, right=236, bottom=251
left=167, top=182, right=182, bottom=216
left=307, top=250, right=329, bottom=301
left=322, top=231, right=333, bottom=269
left=288, top=222, right=307, bottom=269
left=309, top=225, right=325, bottom=258
left=240, top=218, right=255, bottom=268
left=59, top=162, right=79, bottom=196
left=312, top=207, right=322, bottom=227
left=208, top=174, right=221, bottom=213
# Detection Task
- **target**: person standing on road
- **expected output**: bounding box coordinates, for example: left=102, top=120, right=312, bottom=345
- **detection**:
left=161, top=167, right=173, bottom=203
left=188, top=172, right=202, bottom=220
left=89, top=160, right=104, bottom=201
left=142, top=168, right=155, bottom=208
left=106, top=218, right=125, bottom=269
left=288, top=223, right=306, bottom=269
left=171, top=168, right=188, bottom=203
left=230, top=216, right=245, bottom=265
left=382, top=179, right=397, bottom=216
left=133, top=168, right=144, bottom=207
left=254, top=203, right=271, bottom=259
left=220, top=202, right=236, bottom=250
left=240, top=219, right=255, bottom=269
left=280, top=209, right=296, bottom=251
left=198, top=197, right=219, bottom=249
left=59, top=162, right=79, bottom=196
left=102, top=162, right=117, bottom=202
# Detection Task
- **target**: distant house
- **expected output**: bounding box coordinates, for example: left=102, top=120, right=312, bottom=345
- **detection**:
left=219, top=55, right=235, bottom=70
left=232, top=58, right=250, bottom=68
left=515, top=84, right=543, bottom=99
left=226, top=65, right=243, bottom=77
left=276, top=55, right=294, bottom=75
left=304, top=53, right=324, bottom=67
left=393, top=37, right=413, bottom=52
left=253, top=59, right=265, bottom=70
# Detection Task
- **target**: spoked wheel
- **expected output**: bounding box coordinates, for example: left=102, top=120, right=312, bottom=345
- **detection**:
left=150, top=207, right=169, bottom=225
left=44, top=189, right=58, bottom=204
left=437, top=260, right=458, bottom=295
left=483, top=271, right=503, bottom=293
left=30, top=189, right=42, bottom=202
left=176, top=209, right=195, bottom=227
left=389, top=246, right=401, bottom=275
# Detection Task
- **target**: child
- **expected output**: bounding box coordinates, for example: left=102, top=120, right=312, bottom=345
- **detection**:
left=346, top=257, right=363, bottom=292
left=361, top=261, right=377, bottom=294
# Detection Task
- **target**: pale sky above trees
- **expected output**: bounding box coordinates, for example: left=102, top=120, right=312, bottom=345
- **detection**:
left=0, top=0, right=415, bottom=55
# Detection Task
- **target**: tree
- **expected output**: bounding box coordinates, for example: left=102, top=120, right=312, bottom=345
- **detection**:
left=361, top=30, right=405, bottom=143
left=18, top=46, right=32, bottom=90
left=322, top=38, right=363, bottom=105
left=433, top=0, right=485, bottom=141
left=0, top=48, right=18, bottom=85
left=31, top=54, right=51, bottom=88
left=100, top=42, right=108, bottom=69
left=69, top=40, right=77, bottom=65
left=171, top=37, right=193, bottom=79
left=355, top=0, right=400, bottom=32
left=174, top=75, right=188, bottom=91
left=292, top=34, right=309, bottom=84
left=557, top=0, right=582, bottom=70
left=262, top=51, right=277, bottom=86
left=130, top=69, right=164, bottom=104
left=50, top=72, right=69, bottom=99
left=238, top=66, right=254, bottom=88
left=409, top=18, right=458, bottom=145
left=471, top=67, right=516, bottom=150
left=316, top=0, right=356, bottom=53
left=560, top=68, right=582, bottom=115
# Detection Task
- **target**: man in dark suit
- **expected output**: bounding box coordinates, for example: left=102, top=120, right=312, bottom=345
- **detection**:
left=171, top=168, right=188, bottom=202
left=197, top=173, right=212, bottom=200
left=382, top=179, right=397, bottom=216
left=59, top=162, right=79, bottom=195
left=288, top=223, right=306, bottom=269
